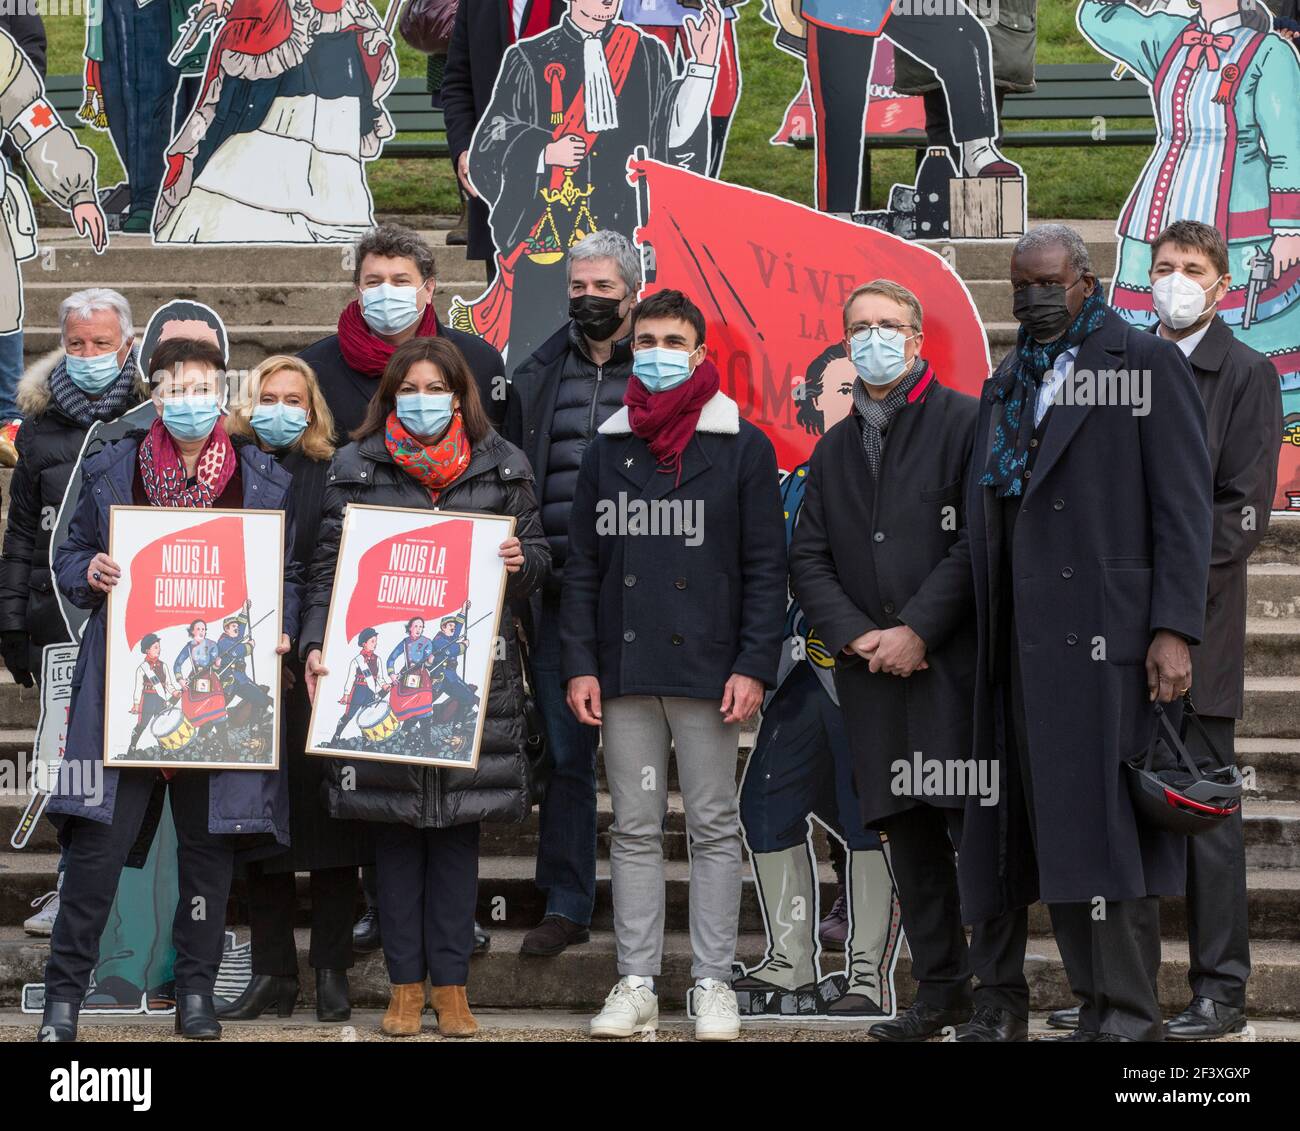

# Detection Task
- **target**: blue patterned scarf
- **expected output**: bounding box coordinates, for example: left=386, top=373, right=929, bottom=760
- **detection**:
left=979, top=289, right=1108, bottom=498
left=48, top=350, right=141, bottom=428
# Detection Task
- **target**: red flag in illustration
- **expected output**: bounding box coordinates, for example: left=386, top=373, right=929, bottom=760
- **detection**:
left=629, top=158, right=989, bottom=471
left=124, top=516, right=248, bottom=647
left=345, top=518, right=473, bottom=643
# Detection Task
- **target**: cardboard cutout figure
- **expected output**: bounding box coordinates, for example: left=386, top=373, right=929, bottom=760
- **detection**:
left=0, top=30, right=107, bottom=336
left=455, top=0, right=723, bottom=368
left=769, top=0, right=1026, bottom=239
left=1078, top=0, right=1300, bottom=510
left=153, top=0, right=399, bottom=244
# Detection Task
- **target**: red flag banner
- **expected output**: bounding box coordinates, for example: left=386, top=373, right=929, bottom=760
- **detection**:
left=629, top=159, right=989, bottom=471
left=345, top=518, right=473, bottom=643
left=124, top=515, right=248, bottom=647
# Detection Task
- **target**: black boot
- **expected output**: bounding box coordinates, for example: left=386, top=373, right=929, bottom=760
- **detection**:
left=315, top=969, right=351, bottom=1022
left=869, top=1000, right=969, bottom=1042
left=36, top=1000, right=78, bottom=1042
left=353, top=906, right=382, bottom=954
left=1165, top=996, right=1247, bottom=1041
left=175, top=994, right=222, bottom=1040
left=215, top=975, right=299, bottom=1020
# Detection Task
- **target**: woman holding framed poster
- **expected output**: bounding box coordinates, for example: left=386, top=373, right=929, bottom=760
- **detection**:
left=218, top=355, right=372, bottom=1024
left=37, top=337, right=301, bottom=1044
left=302, top=337, right=549, bottom=1038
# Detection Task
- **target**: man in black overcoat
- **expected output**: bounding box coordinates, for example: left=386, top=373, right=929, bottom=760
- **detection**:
left=960, top=224, right=1213, bottom=1042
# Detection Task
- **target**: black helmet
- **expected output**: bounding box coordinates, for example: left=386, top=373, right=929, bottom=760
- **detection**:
left=1125, top=702, right=1242, bottom=837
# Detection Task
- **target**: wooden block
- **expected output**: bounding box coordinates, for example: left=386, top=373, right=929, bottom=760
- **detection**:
left=948, top=176, right=1027, bottom=240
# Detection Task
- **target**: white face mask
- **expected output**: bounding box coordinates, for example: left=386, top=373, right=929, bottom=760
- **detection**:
left=1152, top=271, right=1221, bottom=331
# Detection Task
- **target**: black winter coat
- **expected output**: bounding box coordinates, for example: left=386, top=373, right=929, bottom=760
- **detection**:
left=560, top=390, right=787, bottom=699
left=1174, top=317, right=1281, bottom=720
left=442, top=0, right=565, bottom=261
left=298, top=317, right=508, bottom=441
left=302, top=428, right=550, bottom=828
left=789, top=370, right=978, bottom=826
left=0, top=357, right=148, bottom=667
left=959, top=310, right=1212, bottom=922
left=503, top=320, right=632, bottom=590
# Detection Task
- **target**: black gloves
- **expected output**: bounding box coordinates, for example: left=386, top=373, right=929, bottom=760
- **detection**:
left=0, top=631, right=34, bottom=689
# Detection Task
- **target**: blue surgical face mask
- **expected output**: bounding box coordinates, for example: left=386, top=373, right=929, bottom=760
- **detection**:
left=633, top=346, right=696, bottom=393
left=361, top=283, right=422, bottom=336
left=161, top=395, right=222, bottom=442
left=396, top=392, right=454, bottom=437
left=250, top=402, right=309, bottom=449
left=66, top=349, right=122, bottom=395
left=849, top=328, right=913, bottom=387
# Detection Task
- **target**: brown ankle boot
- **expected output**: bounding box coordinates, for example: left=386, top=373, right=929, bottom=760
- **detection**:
left=381, top=982, right=425, bottom=1036
left=429, top=985, right=477, bottom=1038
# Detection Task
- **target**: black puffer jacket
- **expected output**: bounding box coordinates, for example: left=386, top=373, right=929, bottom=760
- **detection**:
left=302, top=427, right=550, bottom=828
left=0, top=353, right=148, bottom=666
left=504, top=321, right=631, bottom=587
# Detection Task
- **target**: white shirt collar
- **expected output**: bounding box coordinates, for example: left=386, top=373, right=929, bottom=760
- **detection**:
left=1205, top=12, right=1243, bottom=33
left=1162, top=320, right=1212, bottom=359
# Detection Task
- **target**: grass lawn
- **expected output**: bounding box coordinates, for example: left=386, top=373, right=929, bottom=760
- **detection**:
left=38, top=1, right=1147, bottom=219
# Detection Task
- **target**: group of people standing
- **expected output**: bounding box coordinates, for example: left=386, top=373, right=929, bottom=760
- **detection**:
left=4, top=213, right=1278, bottom=1044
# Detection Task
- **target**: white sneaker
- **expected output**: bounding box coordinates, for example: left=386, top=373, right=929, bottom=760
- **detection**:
left=24, top=873, right=62, bottom=937
left=693, top=979, right=741, bottom=1041
left=590, top=978, right=658, bottom=1038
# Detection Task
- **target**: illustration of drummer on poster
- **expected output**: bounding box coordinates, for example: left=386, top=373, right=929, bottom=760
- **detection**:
left=307, top=506, right=513, bottom=769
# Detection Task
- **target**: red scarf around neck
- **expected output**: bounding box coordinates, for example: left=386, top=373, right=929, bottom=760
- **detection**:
left=384, top=410, right=472, bottom=500
left=138, top=416, right=237, bottom=508
left=624, top=359, right=721, bottom=484
left=337, top=300, right=440, bottom=377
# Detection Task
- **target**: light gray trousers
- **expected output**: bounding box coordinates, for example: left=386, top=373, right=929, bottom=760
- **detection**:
left=601, top=695, right=743, bottom=981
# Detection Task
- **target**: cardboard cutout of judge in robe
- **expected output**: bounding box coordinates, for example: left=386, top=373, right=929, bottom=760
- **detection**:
left=455, top=0, right=723, bottom=368
left=769, top=0, right=1027, bottom=240
left=1078, top=0, right=1300, bottom=512
left=153, top=0, right=398, bottom=244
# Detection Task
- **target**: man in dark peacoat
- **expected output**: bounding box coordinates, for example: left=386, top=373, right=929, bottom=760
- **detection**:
left=960, top=225, right=1212, bottom=1043
left=1147, top=222, right=1280, bottom=1040
left=789, top=279, right=1021, bottom=1042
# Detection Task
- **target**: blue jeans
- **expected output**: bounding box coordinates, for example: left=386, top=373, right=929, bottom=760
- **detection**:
left=0, top=331, right=22, bottom=421
left=532, top=594, right=598, bottom=925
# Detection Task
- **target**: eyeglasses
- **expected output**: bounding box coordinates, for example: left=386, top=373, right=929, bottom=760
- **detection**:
left=848, top=323, right=915, bottom=344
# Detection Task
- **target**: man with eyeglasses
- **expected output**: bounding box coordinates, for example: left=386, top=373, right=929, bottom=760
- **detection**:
left=790, top=279, right=1017, bottom=1041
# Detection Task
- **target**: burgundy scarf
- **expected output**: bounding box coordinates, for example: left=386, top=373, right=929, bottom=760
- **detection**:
left=625, top=359, right=721, bottom=484
left=138, top=416, right=237, bottom=508
left=337, top=300, right=440, bottom=377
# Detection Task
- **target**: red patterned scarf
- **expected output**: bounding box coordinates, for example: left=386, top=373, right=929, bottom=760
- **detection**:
left=138, top=416, right=237, bottom=508
left=625, top=359, right=722, bottom=484
left=337, top=300, right=440, bottom=377
left=384, top=410, right=472, bottom=500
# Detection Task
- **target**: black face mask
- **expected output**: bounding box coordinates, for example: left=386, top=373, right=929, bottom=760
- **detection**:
left=1012, top=282, right=1077, bottom=342
left=569, top=294, right=627, bottom=341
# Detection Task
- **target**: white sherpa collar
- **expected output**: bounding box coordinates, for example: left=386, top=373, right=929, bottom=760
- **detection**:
left=598, top=391, right=739, bottom=437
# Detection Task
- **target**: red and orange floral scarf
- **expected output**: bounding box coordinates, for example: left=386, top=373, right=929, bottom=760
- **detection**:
left=384, top=410, right=472, bottom=500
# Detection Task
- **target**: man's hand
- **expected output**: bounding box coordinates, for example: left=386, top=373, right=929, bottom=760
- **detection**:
left=275, top=633, right=290, bottom=656
left=71, top=201, right=108, bottom=253
left=868, top=625, right=928, bottom=676
left=843, top=629, right=882, bottom=660
left=544, top=134, right=587, bottom=169
left=1271, top=231, right=1300, bottom=279
left=498, top=536, right=525, bottom=573
left=720, top=672, right=763, bottom=724
left=1145, top=629, right=1191, bottom=703
left=567, top=675, right=602, bottom=726
left=87, top=552, right=122, bottom=593
left=305, top=649, right=329, bottom=705
left=456, top=151, right=478, bottom=198
left=685, top=0, right=723, bottom=68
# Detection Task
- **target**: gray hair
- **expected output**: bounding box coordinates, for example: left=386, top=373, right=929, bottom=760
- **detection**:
left=843, top=278, right=923, bottom=332
left=59, top=287, right=133, bottom=345
left=567, top=230, right=642, bottom=294
left=1013, top=224, right=1092, bottom=277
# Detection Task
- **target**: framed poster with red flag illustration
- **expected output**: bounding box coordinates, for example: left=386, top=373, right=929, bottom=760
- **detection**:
left=305, top=504, right=515, bottom=771
left=104, top=507, right=285, bottom=771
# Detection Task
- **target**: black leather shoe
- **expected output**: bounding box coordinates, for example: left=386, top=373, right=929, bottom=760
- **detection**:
left=868, top=1000, right=969, bottom=1042
left=315, top=969, right=351, bottom=1022
left=1165, top=996, right=1246, bottom=1041
left=1043, top=1027, right=1100, bottom=1042
left=174, top=994, right=222, bottom=1040
left=36, top=1000, right=78, bottom=1042
left=1048, top=1004, right=1081, bottom=1030
left=954, top=1005, right=1029, bottom=1042
left=353, top=906, right=382, bottom=954
left=215, top=975, right=299, bottom=1020
left=1096, top=1033, right=1136, bottom=1042
left=474, top=920, right=491, bottom=954
left=520, top=915, right=591, bottom=957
